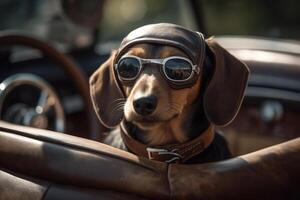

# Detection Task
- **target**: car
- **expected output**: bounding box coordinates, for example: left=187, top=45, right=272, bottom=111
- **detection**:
left=0, top=0, right=299, bottom=199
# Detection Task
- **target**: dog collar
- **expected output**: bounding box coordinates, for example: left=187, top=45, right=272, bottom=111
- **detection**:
left=120, top=122, right=215, bottom=163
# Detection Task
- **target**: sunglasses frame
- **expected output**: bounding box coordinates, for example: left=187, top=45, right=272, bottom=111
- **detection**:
left=114, top=55, right=200, bottom=83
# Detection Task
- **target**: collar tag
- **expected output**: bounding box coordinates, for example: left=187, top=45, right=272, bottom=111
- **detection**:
left=146, top=147, right=183, bottom=163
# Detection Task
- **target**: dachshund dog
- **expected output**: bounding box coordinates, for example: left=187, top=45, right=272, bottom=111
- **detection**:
left=90, top=23, right=249, bottom=164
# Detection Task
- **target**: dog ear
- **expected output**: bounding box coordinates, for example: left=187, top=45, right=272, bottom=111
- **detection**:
left=203, top=38, right=250, bottom=126
left=89, top=51, right=125, bottom=128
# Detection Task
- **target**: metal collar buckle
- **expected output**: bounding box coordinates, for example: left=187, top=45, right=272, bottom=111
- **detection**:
left=146, top=147, right=183, bottom=163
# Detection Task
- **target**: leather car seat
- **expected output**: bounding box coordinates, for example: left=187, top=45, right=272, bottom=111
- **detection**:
left=0, top=121, right=299, bottom=200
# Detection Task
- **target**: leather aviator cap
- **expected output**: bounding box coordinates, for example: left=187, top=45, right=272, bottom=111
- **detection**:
left=90, top=23, right=250, bottom=128
left=114, top=23, right=206, bottom=89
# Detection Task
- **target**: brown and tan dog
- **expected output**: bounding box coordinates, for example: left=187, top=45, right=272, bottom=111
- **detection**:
left=90, top=23, right=249, bottom=164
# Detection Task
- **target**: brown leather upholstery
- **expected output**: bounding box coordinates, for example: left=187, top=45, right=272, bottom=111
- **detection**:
left=0, top=121, right=299, bottom=200
left=0, top=170, right=146, bottom=200
left=0, top=121, right=168, bottom=200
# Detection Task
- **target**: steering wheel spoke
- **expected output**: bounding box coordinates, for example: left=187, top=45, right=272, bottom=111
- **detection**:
left=36, top=91, right=54, bottom=114
left=0, top=33, right=98, bottom=138
left=0, top=74, right=65, bottom=132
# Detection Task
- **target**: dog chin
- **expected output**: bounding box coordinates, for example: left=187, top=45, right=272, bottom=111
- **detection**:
left=127, top=114, right=179, bottom=130
left=133, top=120, right=162, bottom=130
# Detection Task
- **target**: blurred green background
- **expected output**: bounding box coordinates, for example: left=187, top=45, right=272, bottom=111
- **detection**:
left=100, top=0, right=300, bottom=41
left=0, top=0, right=299, bottom=49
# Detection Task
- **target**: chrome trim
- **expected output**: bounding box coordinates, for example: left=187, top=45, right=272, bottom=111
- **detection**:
left=246, top=86, right=300, bottom=103
left=146, top=147, right=182, bottom=163
left=0, top=73, right=65, bottom=132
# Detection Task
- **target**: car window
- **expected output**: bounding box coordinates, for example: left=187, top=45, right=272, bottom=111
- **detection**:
left=200, top=0, right=300, bottom=40
left=0, top=0, right=94, bottom=50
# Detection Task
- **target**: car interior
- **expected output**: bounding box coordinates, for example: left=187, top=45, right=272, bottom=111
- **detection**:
left=0, top=0, right=299, bottom=199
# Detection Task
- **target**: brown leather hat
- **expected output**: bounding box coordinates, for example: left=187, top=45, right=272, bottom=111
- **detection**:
left=113, top=23, right=206, bottom=89
left=90, top=23, right=250, bottom=128
left=115, top=23, right=206, bottom=67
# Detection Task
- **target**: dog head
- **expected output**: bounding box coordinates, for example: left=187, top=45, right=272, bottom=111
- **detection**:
left=90, top=23, right=249, bottom=134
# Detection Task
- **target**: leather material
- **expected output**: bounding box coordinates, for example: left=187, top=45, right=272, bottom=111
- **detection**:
left=114, top=23, right=206, bottom=89
left=0, top=170, right=147, bottom=200
left=169, top=138, right=300, bottom=199
left=120, top=122, right=215, bottom=163
left=0, top=121, right=299, bottom=200
left=89, top=23, right=249, bottom=128
left=0, top=121, right=169, bottom=199
left=116, top=23, right=206, bottom=67
left=0, top=170, right=48, bottom=200
left=44, top=184, right=146, bottom=200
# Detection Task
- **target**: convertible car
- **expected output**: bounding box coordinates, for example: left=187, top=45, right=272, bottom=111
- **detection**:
left=0, top=0, right=299, bottom=199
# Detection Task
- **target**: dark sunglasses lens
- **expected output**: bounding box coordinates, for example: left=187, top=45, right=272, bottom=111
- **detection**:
left=117, top=58, right=140, bottom=79
left=164, top=58, right=193, bottom=81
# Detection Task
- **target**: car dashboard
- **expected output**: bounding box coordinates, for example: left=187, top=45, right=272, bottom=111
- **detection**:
left=217, top=37, right=300, bottom=155
left=0, top=47, right=108, bottom=137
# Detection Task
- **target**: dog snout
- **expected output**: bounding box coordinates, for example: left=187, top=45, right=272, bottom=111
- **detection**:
left=133, top=95, right=157, bottom=116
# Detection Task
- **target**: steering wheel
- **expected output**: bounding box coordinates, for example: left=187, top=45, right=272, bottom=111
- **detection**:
left=0, top=32, right=98, bottom=138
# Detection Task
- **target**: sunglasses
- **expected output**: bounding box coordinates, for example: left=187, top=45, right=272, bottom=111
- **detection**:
left=114, top=55, right=200, bottom=83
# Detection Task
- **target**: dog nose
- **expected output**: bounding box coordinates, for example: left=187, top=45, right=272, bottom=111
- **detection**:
left=133, top=95, right=157, bottom=116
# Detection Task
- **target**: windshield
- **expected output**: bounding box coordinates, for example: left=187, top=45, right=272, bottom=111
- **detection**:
left=99, top=0, right=196, bottom=42
left=200, top=0, right=300, bottom=40
left=0, top=0, right=94, bottom=50
left=0, top=0, right=195, bottom=50
left=1, top=0, right=299, bottom=50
